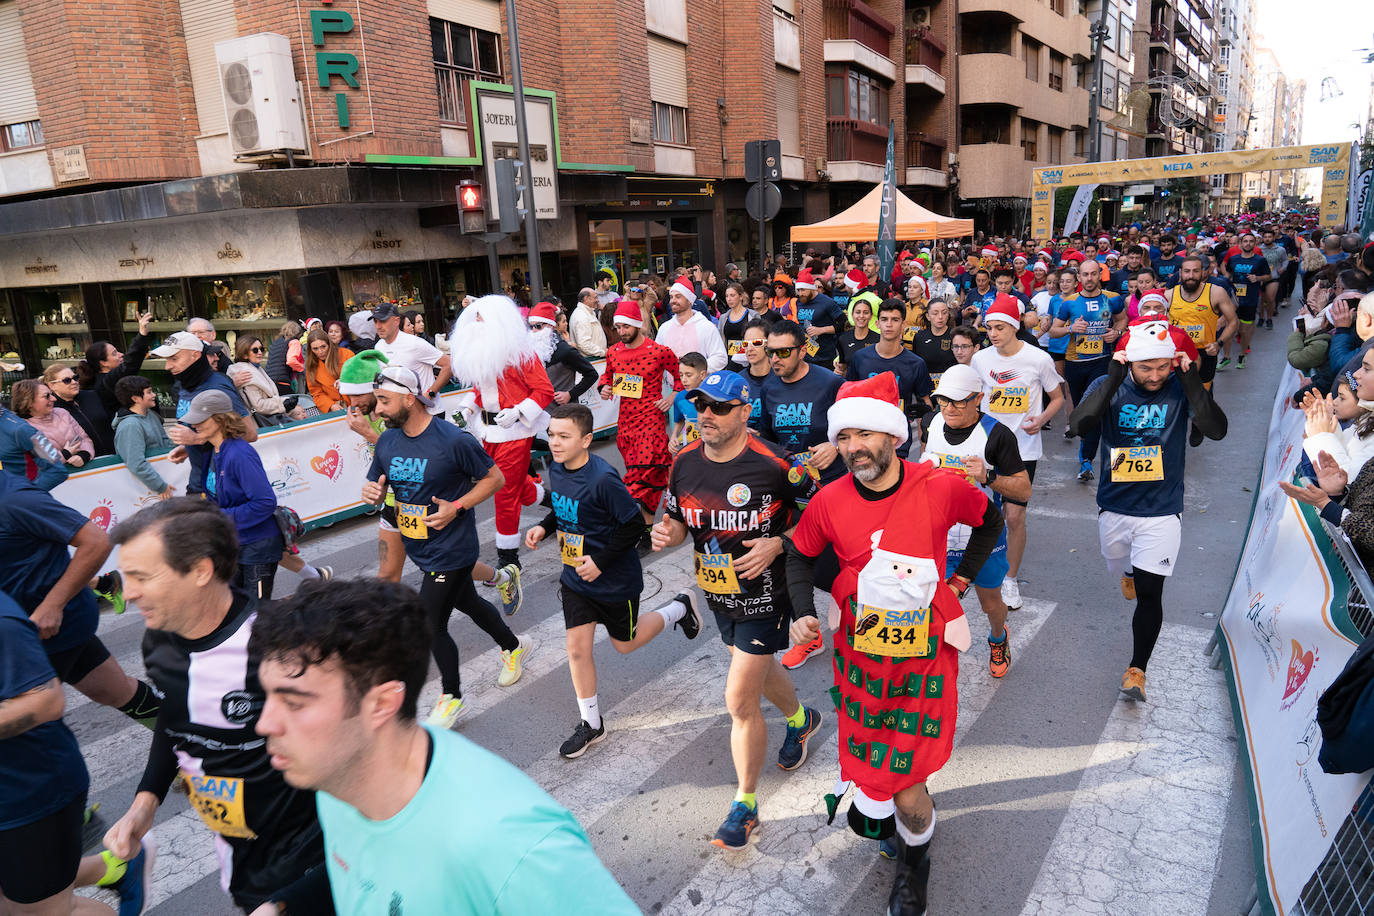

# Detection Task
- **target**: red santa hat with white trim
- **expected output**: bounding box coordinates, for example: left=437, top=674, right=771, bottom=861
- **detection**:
left=1136, top=289, right=1169, bottom=314
left=528, top=301, right=558, bottom=326
left=983, top=293, right=1023, bottom=325
left=980, top=245, right=999, bottom=260
left=826, top=372, right=909, bottom=447
left=843, top=268, right=866, bottom=292
left=612, top=299, right=643, bottom=328
left=795, top=267, right=818, bottom=291
left=669, top=277, right=697, bottom=304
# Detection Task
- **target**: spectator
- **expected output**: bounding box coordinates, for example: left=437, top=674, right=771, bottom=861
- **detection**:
left=655, top=276, right=727, bottom=371
left=154, top=331, right=257, bottom=496
left=594, top=269, right=620, bottom=307
left=75, top=310, right=153, bottom=416
left=1328, top=290, right=1374, bottom=379
left=402, top=310, right=432, bottom=345
left=1303, top=360, right=1374, bottom=480
left=11, top=380, right=91, bottom=468
left=347, top=310, right=378, bottom=352
left=187, top=318, right=233, bottom=374
left=264, top=320, right=305, bottom=396
left=229, top=336, right=304, bottom=424
left=112, top=374, right=175, bottom=499
left=304, top=328, right=354, bottom=414
left=570, top=287, right=607, bottom=358
left=41, top=363, right=114, bottom=457
left=325, top=319, right=352, bottom=350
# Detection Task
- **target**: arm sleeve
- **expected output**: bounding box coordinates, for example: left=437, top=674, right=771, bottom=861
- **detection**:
left=1179, top=365, right=1227, bottom=441
left=556, top=343, right=600, bottom=399
left=954, top=498, right=1004, bottom=582
left=135, top=718, right=179, bottom=801
left=537, top=509, right=558, bottom=535
left=62, top=412, right=94, bottom=458
left=589, top=516, right=646, bottom=570
left=785, top=539, right=819, bottom=620
left=114, top=422, right=168, bottom=493
left=112, top=332, right=151, bottom=383
left=1069, top=358, right=1126, bottom=437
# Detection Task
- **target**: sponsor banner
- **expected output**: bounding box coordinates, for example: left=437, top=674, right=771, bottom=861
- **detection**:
left=1032, top=143, right=1352, bottom=188
left=1063, top=184, right=1098, bottom=237
left=1031, top=188, right=1053, bottom=243
left=1217, top=366, right=1371, bottom=916
left=1348, top=168, right=1371, bottom=235
left=53, top=361, right=622, bottom=571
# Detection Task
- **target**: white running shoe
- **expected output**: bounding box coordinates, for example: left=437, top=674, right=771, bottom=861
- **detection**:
left=498, top=637, right=531, bottom=687
left=1001, top=577, right=1023, bottom=611
left=426, top=693, right=466, bottom=729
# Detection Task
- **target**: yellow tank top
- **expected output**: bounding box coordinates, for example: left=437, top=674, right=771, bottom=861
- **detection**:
left=1169, top=283, right=1218, bottom=347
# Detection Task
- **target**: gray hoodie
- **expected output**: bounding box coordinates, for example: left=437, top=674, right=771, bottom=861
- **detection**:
left=112, top=409, right=173, bottom=494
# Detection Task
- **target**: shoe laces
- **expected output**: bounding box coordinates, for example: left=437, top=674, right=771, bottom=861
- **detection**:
left=503, top=645, right=522, bottom=669
left=725, top=801, right=755, bottom=826
left=990, top=640, right=1008, bottom=665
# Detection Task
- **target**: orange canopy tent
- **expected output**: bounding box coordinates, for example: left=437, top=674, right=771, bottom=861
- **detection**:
left=789, top=183, right=973, bottom=242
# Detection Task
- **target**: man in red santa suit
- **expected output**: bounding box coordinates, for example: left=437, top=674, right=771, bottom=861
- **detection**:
left=450, top=294, right=555, bottom=569
left=784, top=371, right=1005, bottom=916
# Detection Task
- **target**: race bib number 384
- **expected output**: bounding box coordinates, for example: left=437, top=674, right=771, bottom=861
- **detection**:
left=853, top=604, right=932, bottom=658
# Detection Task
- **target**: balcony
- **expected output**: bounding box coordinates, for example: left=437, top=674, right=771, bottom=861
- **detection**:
left=824, top=39, right=899, bottom=81
left=958, top=0, right=1090, bottom=58
left=958, top=143, right=1035, bottom=198
left=826, top=118, right=888, bottom=181
left=823, top=0, right=895, bottom=57
left=904, top=134, right=947, bottom=187
left=904, top=28, right=947, bottom=94
left=959, top=52, right=1090, bottom=129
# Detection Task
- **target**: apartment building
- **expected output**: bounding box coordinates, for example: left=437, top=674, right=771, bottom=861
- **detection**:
left=1128, top=0, right=1218, bottom=159
left=1244, top=47, right=1305, bottom=207
left=1208, top=0, right=1256, bottom=213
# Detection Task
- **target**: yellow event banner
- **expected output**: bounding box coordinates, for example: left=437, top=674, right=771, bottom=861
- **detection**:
left=1029, top=142, right=1352, bottom=240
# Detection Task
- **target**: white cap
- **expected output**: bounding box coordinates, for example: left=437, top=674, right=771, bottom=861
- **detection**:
left=931, top=363, right=982, bottom=401
left=150, top=331, right=205, bottom=358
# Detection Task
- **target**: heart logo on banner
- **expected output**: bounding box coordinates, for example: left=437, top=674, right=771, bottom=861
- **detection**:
left=1282, top=639, right=1316, bottom=702
left=311, top=449, right=341, bottom=481
left=88, top=505, right=113, bottom=531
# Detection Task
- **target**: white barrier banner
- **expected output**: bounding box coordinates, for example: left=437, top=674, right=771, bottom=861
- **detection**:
left=1217, top=366, right=1372, bottom=916
left=51, top=361, right=624, bottom=566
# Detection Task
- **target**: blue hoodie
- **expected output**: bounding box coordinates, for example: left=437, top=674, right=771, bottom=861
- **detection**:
left=0, top=409, right=68, bottom=491
left=197, top=437, right=279, bottom=546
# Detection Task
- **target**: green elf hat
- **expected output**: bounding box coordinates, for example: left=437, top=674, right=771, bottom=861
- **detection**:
left=337, top=349, right=389, bottom=395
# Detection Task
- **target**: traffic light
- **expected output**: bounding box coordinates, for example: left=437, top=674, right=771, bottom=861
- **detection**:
left=457, top=179, right=485, bottom=234
left=494, top=157, right=527, bottom=235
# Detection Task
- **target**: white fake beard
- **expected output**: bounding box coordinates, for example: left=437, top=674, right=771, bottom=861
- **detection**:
left=530, top=326, right=557, bottom=364
left=449, top=295, right=537, bottom=387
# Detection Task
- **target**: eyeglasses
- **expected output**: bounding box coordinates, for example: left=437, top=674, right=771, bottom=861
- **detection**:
left=765, top=347, right=796, bottom=359
left=951, top=343, right=976, bottom=351
left=692, top=399, right=742, bottom=416
left=934, top=393, right=979, bottom=408
left=741, top=339, right=766, bottom=349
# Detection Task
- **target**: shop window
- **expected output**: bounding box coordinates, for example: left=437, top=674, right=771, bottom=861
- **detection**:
left=652, top=102, right=688, bottom=145
left=339, top=265, right=428, bottom=314
left=1, top=119, right=42, bottom=151
left=431, top=19, right=502, bottom=126
left=18, top=286, right=89, bottom=368
left=113, top=283, right=188, bottom=339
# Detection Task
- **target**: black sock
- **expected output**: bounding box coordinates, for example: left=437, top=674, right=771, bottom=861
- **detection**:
left=116, top=680, right=161, bottom=730
left=1129, top=569, right=1166, bottom=671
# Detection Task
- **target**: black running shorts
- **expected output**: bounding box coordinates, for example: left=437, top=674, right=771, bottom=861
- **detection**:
left=561, top=587, right=640, bottom=643
left=0, top=793, right=84, bottom=904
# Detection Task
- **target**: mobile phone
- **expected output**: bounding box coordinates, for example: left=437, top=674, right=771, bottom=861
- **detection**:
left=1296, top=317, right=1307, bottom=334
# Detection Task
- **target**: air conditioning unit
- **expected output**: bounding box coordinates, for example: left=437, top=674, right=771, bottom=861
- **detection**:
left=214, top=33, right=306, bottom=155
left=909, top=7, right=931, bottom=27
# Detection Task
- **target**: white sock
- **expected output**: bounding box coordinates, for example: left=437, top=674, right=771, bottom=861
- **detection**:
left=577, top=694, right=601, bottom=730
left=895, top=807, right=936, bottom=847
left=652, top=599, right=687, bottom=627
left=487, top=568, right=508, bottom=585
left=298, top=565, right=321, bottom=580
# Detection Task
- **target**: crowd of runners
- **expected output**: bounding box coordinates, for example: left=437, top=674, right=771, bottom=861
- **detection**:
left=5, top=210, right=1371, bottom=916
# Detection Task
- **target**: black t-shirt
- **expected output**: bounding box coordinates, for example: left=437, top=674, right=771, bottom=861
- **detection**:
left=836, top=329, right=875, bottom=369
left=733, top=364, right=774, bottom=433
left=908, top=328, right=956, bottom=375
left=919, top=411, right=1026, bottom=476
left=665, top=437, right=815, bottom=620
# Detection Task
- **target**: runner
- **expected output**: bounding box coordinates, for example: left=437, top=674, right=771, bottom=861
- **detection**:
left=363, top=366, right=530, bottom=728
left=651, top=371, right=822, bottom=849
left=104, top=499, right=329, bottom=913
left=784, top=372, right=1004, bottom=916
left=969, top=295, right=1063, bottom=610
left=919, top=364, right=1030, bottom=677
left=795, top=267, right=847, bottom=368
left=1152, top=234, right=1184, bottom=286
left=1221, top=231, right=1272, bottom=369
left=845, top=299, right=934, bottom=458
left=759, top=319, right=845, bottom=486
left=1051, top=259, right=1126, bottom=481
left=906, top=298, right=957, bottom=388
left=1168, top=255, right=1238, bottom=387
left=525, top=403, right=701, bottom=758
left=599, top=300, right=682, bottom=529
left=1068, top=322, right=1227, bottom=701
left=732, top=318, right=773, bottom=433
left=1259, top=227, right=1289, bottom=329
left=249, top=577, right=640, bottom=914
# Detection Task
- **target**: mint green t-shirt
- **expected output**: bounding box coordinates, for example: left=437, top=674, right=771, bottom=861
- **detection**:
left=316, top=725, right=638, bottom=915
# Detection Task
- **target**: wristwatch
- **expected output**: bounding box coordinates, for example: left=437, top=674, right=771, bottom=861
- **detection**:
left=426, top=390, right=438, bottom=400
left=984, top=466, right=998, bottom=485
left=946, top=574, right=971, bottom=599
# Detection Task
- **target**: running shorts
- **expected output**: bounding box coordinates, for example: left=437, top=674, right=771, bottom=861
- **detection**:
left=46, top=636, right=111, bottom=685
left=713, top=610, right=789, bottom=655
left=561, top=587, right=640, bottom=643
left=1099, top=511, right=1181, bottom=578
left=0, top=793, right=84, bottom=904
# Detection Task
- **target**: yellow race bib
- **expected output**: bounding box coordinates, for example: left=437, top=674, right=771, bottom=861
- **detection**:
left=934, top=453, right=967, bottom=472
left=852, top=604, right=933, bottom=658
left=682, top=421, right=700, bottom=443
left=558, top=531, right=584, bottom=566
left=397, top=502, right=428, bottom=540
left=987, top=387, right=1029, bottom=413
left=805, top=337, right=820, bottom=357
left=727, top=340, right=744, bottom=357
left=695, top=552, right=740, bottom=595
left=184, top=772, right=256, bottom=839
left=1077, top=336, right=1104, bottom=356
left=1109, top=445, right=1164, bottom=482
left=1235, top=282, right=1248, bottom=298
left=1183, top=323, right=1205, bottom=344
left=612, top=373, right=644, bottom=399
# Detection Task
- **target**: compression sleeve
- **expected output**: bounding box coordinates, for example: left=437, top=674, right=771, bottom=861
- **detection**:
left=135, top=718, right=179, bottom=802
left=1069, top=358, right=1126, bottom=437
left=784, top=538, right=819, bottom=620
left=1179, top=364, right=1228, bottom=441
left=953, top=500, right=1004, bottom=583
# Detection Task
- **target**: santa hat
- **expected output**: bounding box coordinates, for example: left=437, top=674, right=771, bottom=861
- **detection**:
left=1137, top=289, right=1169, bottom=313
left=1097, top=236, right=1111, bottom=247
left=1123, top=319, right=1176, bottom=362
left=1012, top=253, right=1028, bottom=265
left=701, top=288, right=715, bottom=300
left=336, top=349, right=389, bottom=395
left=612, top=300, right=643, bottom=328
left=826, top=372, right=909, bottom=447
left=980, top=246, right=999, bottom=260
left=843, top=268, right=866, bottom=291
left=1032, top=261, right=1048, bottom=273
left=795, top=268, right=818, bottom=291
left=983, top=294, right=1022, bottom=325
left=528, top=301, right=558, bottom=326
left=669, top=278, right=697, bottom=304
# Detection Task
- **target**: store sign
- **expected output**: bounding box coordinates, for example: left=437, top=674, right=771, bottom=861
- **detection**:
left=217, top=243, right=244, bottom=261
left=24, top=257, right=58, bottom=276
left=52, top=145, right=89, bottom=183
left=475, top=88, right=559, bottom=221
left=299, top=0, right=370, bottom=132
left=118, top=243, right=154, bottom=269
left=368, top=231, right=405, bottom=250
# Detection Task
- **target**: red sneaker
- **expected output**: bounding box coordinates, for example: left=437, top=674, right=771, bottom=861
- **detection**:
left=781, top=635, right=824, bottom=670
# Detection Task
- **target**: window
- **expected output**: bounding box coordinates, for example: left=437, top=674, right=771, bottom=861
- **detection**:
left=960, top=108, right=1010, bottom=144
left=1021, top=119, right=1039, bottom=160
left=1099, top=66, right=1116, bottom=109
left=1050, top=0, right=1064, bottom=14
left=1049, top=52, right=1066, bottom=91
left=652, top=102, right=688, bottom=144
left=1073, top=128, right=1086, bottom=157
left=431, top=18, right=502, bottom=126
left=1048, top=127, right=1064, bottom=161
left=1075, top=62, right=1089, bottom=89
left=1023, top=36, right=1041, bottom=82
left=1, top=119, right=42, bottom=151
left=825, top=68, right=889, bottom=125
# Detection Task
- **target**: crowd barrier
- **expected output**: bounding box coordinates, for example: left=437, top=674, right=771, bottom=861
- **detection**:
left=51, top=360, right=623, bottom=571
left=1216, top=366, right=1374, bottom=916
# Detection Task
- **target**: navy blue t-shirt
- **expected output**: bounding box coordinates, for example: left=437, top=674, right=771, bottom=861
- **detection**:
left=0, top=474, right=98, bottom=653
left=846, top=347, right=932, bottom=457
left=797, top=292, right=847, bottom=364
left=0, top=593, right=88, bottom=830
left=1091, top=372, right=1193, bottom=517
left=1224, top=253, right=1270, bottom=308
left=734, top=365, right=773, bottom=433
left=369, top=419, right=495, bottom=571
left=550, top=454, right=643, bottom=602
left=1153, top=254, right=1185, bottom=286
left=760, top=366, right=845, bottom=484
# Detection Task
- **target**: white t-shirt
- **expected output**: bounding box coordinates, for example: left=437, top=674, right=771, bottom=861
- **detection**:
left=376, top=331, right=445, bottom=414
left=1030, top=290, right=1054, bottom=345
left=969, top=342, right=1062, bottom=460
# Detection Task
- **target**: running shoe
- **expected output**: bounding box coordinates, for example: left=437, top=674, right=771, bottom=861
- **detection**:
left=777, top=706, right=822, bottom=770
left=673, top=591, right=701, bottom=639
left=81, top=803, right=106, bottom=853
left=1063, top=427, right=1074, bottom=440
left=114, top=837, right=157, bottom=916
left=1077, top=459, right=1094, bottom=482
left=426, top=693, right=466, bottom=728
left=878, top=837, right=898, bottom=859
left=559, top=719, right=606, bottom=759
left=1217, top=357, right=1232, bottom=370
left=497, top=636, right=531, bottom=687
left=781, top=635, right=825, bottom=669
left=496, top=564, right=523, bottom=616
left=1120, top=667, right=1147, bottom=702
left=1001, top=577, right=1023, bottom=610
left=988, top=631, right=1011, bottom=678
left=316, top=565, right=333, bottom=582
left=1265, top=318, right=1273, bottom=330
left=1121, top=573, right=1136, bottom=601
left=1237, top=354, right=1247, bottom=370
left=711, top=801, right=760, bottom=849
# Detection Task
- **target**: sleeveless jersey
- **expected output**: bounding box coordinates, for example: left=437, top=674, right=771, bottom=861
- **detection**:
left=1168, top=283, right=1219, bottom=348
left=920, top=414, right=1008, bottom=555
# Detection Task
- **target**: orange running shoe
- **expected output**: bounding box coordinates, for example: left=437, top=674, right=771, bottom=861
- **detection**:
left=988, top=631, right=1011, bottom=678
left=1121, top=574, right=1136, bottom=601
left=1120, top=666, right=1147, bottom=702
left=781, top=635, right=824, bottom=670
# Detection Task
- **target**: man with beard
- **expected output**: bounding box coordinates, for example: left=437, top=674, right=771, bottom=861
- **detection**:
left=783, top=372, right=1003, bottom=916
left=1152, top=234, right=1184, bottom=286
left=372, top=301, right=453, bottom=411
left=450, top=295, right=556, bottom=570
left=363, top=366, right=529, bottom=728
left=1050, top=259, right=1126, bottom=481
left=1168, top=255, right=1238, bottom=386
left=528, top=302, right=598, bottom=404
left=1221, top=231, right=1272, bottom=370
left=1070, top=324, right=1226, bottom=702
left=600, top=300, right=683, bottom=531
left=655, top=276, right=728, bottom=372
left=156, top=331, right=257, bottom=496
left=794, top=267, right=846, bottom=368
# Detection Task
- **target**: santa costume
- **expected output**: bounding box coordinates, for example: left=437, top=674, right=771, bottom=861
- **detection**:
left=789, top=372, right=1001, bottom=915
left=599, top=300, right=681, bottom=513
left=450, top=294, right=555, bottom=568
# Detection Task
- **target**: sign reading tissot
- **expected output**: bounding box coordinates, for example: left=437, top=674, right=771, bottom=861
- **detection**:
left=473, top=84, right=560, bottom=221
left=297, top=0, right=373, bottom=137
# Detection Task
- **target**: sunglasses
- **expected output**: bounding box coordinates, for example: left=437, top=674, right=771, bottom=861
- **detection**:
left=249, top=346, right=265, bottom=354
left=765, top=347, right=796, bottom=359
left=741, top=339, right=766, bottom=349
left=54, top=374, right=77, bottom=384
left=934, top=393, right=980, bottom=408
left=692, top=399, right=742, bottom=416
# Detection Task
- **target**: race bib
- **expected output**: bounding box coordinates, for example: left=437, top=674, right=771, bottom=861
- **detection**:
left=930, top=371, right=943, bottom=388
left=184, top=772, right=256, bottom=839
left=987, top=387, right=1028, bottom=413
left=727, top=340, right=744, bottom=357
left=1235, top=282, right=1248, bottom=299
left=682, top=421, right=700, bottom=444
left=612, top=373, right=644, bottom=399
left=695, top=552, right=741, bottom=595
left=1077, top=336, right=1104, bottom=356
left=558, top=531, right=584, bottom=566
left=397, top=502, right=429, bottom=540
left=805, top=337, right=820, bottom=357
left=853, top=604, right=932, bottom=658
left=934, top=453, right=967, bottom=472
left=1109, top=445, right=1164, bottom=482
left=1183, top=323, right=1205, bottom=344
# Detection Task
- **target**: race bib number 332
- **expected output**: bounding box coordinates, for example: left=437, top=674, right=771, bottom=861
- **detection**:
left=853, top=604, right=932, bottom=658
left=184, top=773, right=256, bottom=839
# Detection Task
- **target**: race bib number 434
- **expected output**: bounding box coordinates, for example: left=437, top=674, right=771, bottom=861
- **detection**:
left=1109, top=445, right=1164, bottom=482
left=853, top=604, right=932, bottom=658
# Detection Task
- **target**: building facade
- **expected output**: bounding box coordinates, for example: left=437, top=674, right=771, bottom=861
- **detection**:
left=1128, top=0, right=1219, bottom=161
left=1244, top=46, right=1305, bottom=208
left=1208, top=0, right=1256, bottom=213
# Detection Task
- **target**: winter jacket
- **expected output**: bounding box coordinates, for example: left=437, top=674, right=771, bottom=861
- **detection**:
left=90, top=331, right=151, bottom=416
left=230, top=361, right=289, bottom=417
left=306, top=348, right=354, bottom=413
left=1288, top=329, right=1336, bottom=392
left=0, top=408, right=67, bottom=490
left=1304, top=423, right=1374, bottom=481
left=264, top=336, right=298, bottom=395
left=112, top=409, right=173, bottom=494
left=1329, top=327, right=1372, bottom=381
left=52, top=387, right=114, bottom=457
left=197, top=436, right=279, bottom=546
left=25, top=408, right=92, bottom=465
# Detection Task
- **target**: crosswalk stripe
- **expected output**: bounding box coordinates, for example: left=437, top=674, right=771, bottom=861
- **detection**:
left=1018, top=623, right=1234, bottom=915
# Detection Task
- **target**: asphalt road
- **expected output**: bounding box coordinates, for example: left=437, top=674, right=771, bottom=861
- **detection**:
left=73, top=325, right=1290, bottom=916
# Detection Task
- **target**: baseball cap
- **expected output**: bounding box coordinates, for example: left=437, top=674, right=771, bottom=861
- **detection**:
left=375, top=365, right=435, bottom=407
left=150, top=331, right=205, bottom=358
left=932, top=364, right=982, bottom=401
left=371, top=302, right=402, bottom=321
left=179, top=389, right=233, bottom=425
left=686, top=371, right=749, bottom=405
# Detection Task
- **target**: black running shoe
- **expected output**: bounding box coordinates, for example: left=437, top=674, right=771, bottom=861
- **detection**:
left=673, top=592, right=701, bottom=639
left=559, top=719, right=606, bottom=759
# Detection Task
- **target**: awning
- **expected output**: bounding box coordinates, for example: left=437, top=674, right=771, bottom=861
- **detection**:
left=790, top=183, right=973, bottom=242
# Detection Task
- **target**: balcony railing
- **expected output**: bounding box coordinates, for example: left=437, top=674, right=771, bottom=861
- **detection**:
left=827, top=118, right=889, bottom=164
left=824, top=0, right=896, bottom=57
left=905, top=134, right=946, bottom=171
left=904, top=28, right=946, bottom=74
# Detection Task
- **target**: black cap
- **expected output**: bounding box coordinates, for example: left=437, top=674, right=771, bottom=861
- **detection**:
left=371, top=302, right=401, bottom=321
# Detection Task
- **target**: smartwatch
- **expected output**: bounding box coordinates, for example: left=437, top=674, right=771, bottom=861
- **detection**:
left=984, top=466, right=998, bottom=485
